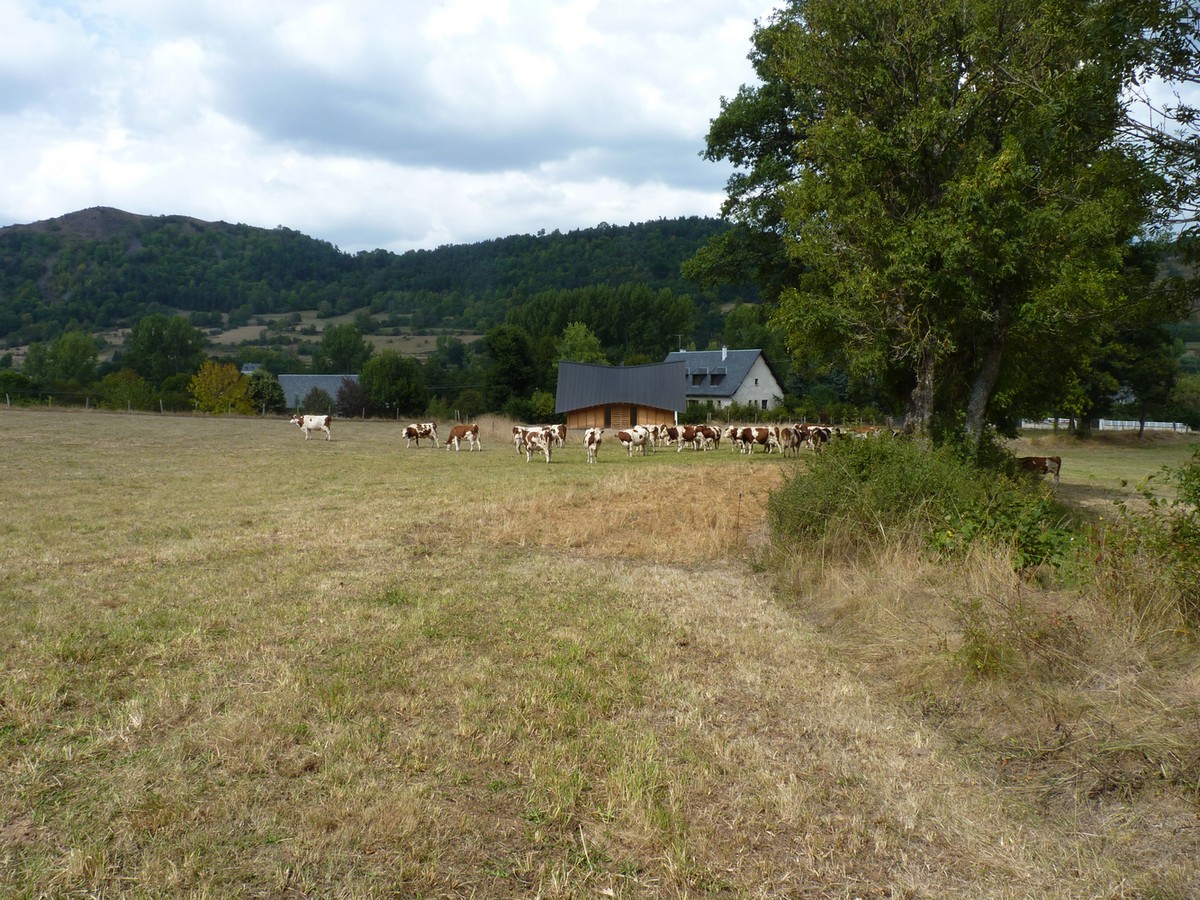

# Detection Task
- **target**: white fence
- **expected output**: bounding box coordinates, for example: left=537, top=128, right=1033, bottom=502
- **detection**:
left=1021, top=418, right=1194, bottom=433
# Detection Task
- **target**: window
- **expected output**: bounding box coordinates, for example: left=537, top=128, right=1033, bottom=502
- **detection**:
left=761, top=399, right=768, bottom=410
left=754, top=378, right=759, bottom=386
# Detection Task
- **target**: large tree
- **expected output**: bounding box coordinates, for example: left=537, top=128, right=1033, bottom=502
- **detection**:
left=700, top=0, right=1198, bottom=446
left=120, top=314, right=207, bottom=387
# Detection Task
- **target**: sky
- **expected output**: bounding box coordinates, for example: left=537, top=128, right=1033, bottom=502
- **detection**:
left=0, top=0, right=783, bottom=254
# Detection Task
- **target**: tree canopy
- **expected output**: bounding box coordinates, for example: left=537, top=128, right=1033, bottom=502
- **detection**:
left=700, top=0, right=1198, bottom=445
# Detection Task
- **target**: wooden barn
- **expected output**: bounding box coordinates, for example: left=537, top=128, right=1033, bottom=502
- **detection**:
left=555, top=361, right=687, bottom=431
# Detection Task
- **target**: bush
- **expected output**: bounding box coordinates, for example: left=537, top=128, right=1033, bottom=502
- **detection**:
left=1102, top=448, right=1200, bottom=624
left=769, top=436, right=1076, bottom=571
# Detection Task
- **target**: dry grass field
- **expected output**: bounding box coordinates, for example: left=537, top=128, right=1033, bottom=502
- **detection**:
left=1, top=409, right=1197, bottom=897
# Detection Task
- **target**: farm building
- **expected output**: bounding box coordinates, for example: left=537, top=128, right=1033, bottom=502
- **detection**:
left=278, top=374, right=359, bottom=410
left=663, top=348, right=783, bottom=411
left=555, top=361, right=687, bottom=430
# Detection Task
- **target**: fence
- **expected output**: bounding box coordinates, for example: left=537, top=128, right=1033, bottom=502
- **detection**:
left=1022, top=417, right=1194, bottom=433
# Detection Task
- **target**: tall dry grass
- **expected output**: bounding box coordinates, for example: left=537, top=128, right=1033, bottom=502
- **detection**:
left=1, top=409, right=1197, bottom=897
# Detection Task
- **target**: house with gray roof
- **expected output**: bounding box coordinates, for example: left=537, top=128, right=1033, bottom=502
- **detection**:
left=663, top=348, right=783, bottom=412
left=278, top=374, right=359, bottom=410
left=555, top=361, right=687, bottom=430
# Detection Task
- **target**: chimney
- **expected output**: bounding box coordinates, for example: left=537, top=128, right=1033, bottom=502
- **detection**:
left=722, top=345, right=728, bottom=362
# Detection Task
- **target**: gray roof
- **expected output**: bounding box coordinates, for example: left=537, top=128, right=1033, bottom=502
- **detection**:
left=663, top=349, right=772, bottom=399
left=555, top=361, right=687, bottom=414
left=278, top=374, right=360, bottom=409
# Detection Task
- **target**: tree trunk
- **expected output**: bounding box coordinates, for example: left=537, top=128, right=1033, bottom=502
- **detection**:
left=907, top=350, right=936, bottom=436
left=963, top=333, right=1005, bottom=452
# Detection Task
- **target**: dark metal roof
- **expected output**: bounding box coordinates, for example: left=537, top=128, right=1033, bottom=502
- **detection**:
left=663, top=349, right=771, bottom=398
left=555, top=361, right=687, bottom=414
left=278, top=374, right=359, bottom=409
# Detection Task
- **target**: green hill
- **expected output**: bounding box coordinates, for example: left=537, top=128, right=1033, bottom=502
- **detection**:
left=0, top=208, right=748, bottom=348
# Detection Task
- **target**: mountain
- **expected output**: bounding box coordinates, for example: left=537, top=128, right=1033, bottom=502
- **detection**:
left=0, top=208, right=747, bottom=348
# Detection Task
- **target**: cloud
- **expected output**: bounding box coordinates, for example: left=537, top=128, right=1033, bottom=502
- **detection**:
left=0, top=0, right=780, bottom=251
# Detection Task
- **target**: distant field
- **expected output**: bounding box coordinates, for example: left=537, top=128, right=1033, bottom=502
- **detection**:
left=1, top=410, right=1196, bottom=897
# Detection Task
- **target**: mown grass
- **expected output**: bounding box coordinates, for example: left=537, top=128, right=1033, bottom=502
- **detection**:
left=1, top=409, right=1197, bottom=897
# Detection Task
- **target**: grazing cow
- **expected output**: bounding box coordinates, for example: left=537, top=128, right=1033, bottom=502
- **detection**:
left=1018, top=455, right=1062, bottom=486
left=290, top=413, right=332, bottom=441
left=616, top=428, right=650, bottom=457
left=445, top=423, right=481, bottom=451
left=523, top=427, right=553, bottom=463
left=403, top=422, right=439, bottom=448
left=584, top=427, right=603, bottom=463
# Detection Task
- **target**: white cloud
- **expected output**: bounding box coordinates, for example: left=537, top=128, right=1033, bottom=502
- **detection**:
left=0, top=0, right=779, bottom=251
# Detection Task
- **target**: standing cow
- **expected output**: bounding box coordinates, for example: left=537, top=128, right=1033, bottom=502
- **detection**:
left=290, top=414, right=332, bottom=441
left=523, top=427, right=553, bottom=463
left=584, top=427, right=603, bottom=463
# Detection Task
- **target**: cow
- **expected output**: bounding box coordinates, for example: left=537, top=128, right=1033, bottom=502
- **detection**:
left=616, top=428, right=650, bottom=457
left=584, top=427, right=603, bottom=463
left=675, top=424, right=701, bottom=452
left=404, top=422, right=439, bottom=448
left=1017, top=455, right=1062, bottom=486
left=290, top=413, right=332, bottom=441
left=697, top=424, right=722, bottom=450
left=445, top=423, right=481, bottom=452
left=735, top=425, right=777, bottom=453
left=523, top=427, right=553, bottom=463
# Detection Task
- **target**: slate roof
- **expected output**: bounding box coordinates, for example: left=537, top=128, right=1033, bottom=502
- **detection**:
left=555, top=361, right=687, bottom=414
left=663, top=349, right=773, bottom=399
left=278, top=374, right=360, bottom=409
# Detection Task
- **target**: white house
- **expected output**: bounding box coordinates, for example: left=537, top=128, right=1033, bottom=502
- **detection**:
left=663, top=348, right=783, bottom=411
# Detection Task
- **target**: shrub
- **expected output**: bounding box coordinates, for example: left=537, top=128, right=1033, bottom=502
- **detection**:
left=1102, top=448, right=1200, bottom=625
left=769, top=436, right=1076, bottom=571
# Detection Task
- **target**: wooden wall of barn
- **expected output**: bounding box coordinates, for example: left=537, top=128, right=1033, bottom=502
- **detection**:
left=565, top=405, right=677, bottom=430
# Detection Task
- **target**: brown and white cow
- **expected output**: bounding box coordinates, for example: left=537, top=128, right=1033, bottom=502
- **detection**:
left=697, top=424, right=721, bottom=450
left=584, top=427, right=603, bottom=463
left=444, top=423, right=481, bottom=451
left=674, top=424, right=701, bottom=452
left=290, top=413, right=332, bottom=441
left=523, top=427, right=553, bottom=463
left=403, top=422, right=439, bottom=448
left=735, top=425, right=777, bottom=453
left=616, top=428, right=650, bottom=457
left=1017, top=455, right=1062, bottom=486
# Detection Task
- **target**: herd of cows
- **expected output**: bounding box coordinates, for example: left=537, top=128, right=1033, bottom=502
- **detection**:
left=288, top=413, right=1063, bottom=484
left=289, top=414, right=887, bottom=461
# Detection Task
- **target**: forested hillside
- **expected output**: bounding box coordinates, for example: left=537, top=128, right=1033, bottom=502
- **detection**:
left=0, top=208, right=746, bottom=347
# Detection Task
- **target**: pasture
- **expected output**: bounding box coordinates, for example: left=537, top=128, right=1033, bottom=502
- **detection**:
left=1, top=410, right=1196, bottom=897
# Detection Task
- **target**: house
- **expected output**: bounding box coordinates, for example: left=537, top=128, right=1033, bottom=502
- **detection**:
left=278, top=374, right=359, bottom=410
left=663, top=348, right=783, bottom=412
left=555, top=361, right=687, bottom=430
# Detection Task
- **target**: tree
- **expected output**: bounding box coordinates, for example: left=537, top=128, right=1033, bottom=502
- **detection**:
left=312, top=323, right=372, bottom=373
left=336, top=377, right=369, bottom=418
left=121, top=314, right=207, bottom=387
left=700, top=0, right=1198, bottom=448
left=556, top=322, right=608, bottom=364
left=359, top=350, right=428, bottom=416
left=247, top=368, right=287, bottom=414
left=48, top=331, right=99, bottom=388
left=1105, top=325, right=1182, bottom=435
left=301, top=387, right=335, bottom=415
left=1173, top=373, right=1200, bottom=428
left=483, top=324, right=537, bottom=411
left=189, top=360, right=254, bottom=414
left=99, top=369, right=153, bottom=411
